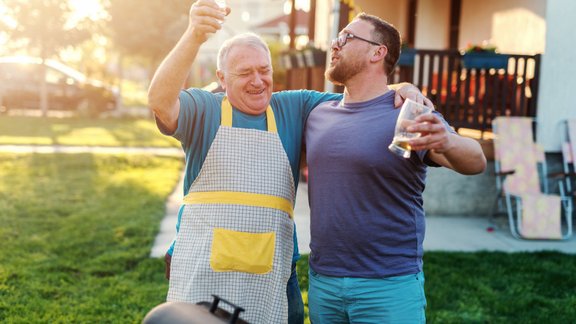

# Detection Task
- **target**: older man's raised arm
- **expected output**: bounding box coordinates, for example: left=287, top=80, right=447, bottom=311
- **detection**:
left=148, top=0, right=228, bottom=134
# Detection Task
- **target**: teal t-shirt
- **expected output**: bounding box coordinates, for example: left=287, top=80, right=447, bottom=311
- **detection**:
left=165, top=88, right=342, bottom=263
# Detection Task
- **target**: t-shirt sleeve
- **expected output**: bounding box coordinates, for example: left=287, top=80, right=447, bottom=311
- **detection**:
left=173, top=89, right=220, bottom=150
left=300, top=90, right=343, bottom=119
left=272, top=90, right=342, bottom=120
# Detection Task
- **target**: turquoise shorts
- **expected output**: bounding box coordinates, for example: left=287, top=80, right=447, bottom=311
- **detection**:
left=308, top=269, right=427, bottom=324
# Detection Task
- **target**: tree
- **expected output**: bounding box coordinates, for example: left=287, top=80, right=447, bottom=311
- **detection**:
left=103, top=0, right=193, bottom=111
left=105, top=0, right=193, bottom=81
left=2, top=0, right=92, bottom=116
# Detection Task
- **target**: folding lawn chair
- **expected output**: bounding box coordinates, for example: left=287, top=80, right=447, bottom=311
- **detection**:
left=560, top=119, right=576, bottom=196
left=492, top=116, right=573, bottom=239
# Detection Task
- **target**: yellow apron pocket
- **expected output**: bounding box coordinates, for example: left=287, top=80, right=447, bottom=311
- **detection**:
left=210, top=228, right=275, bottom=274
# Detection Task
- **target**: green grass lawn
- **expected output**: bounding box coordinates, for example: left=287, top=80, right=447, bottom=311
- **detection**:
left=1, top=153, right=575, bottom=323
left=0, top=115, right=179, bottom=147
left=0, top=153, right=182, bottom=323
left=297, top=252, right=576, bottom=324
left=423, top=251, right=576, bottom=323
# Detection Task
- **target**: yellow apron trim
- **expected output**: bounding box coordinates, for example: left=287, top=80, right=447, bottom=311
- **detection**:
left=183, top=191, right=293, bottom=218
left=210, top=228, right=275, bottom=274
left=221, top=97, right=233, bottom=127
left=221, top=97, right=277, bottom=133
left=265, top=106, right=277, bottom=133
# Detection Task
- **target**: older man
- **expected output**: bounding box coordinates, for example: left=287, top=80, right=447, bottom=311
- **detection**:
left=148, top=1, right=427, bottom=323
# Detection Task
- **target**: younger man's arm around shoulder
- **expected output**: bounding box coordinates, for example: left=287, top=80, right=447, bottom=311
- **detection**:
left=407, top=113, right=487, bottom=175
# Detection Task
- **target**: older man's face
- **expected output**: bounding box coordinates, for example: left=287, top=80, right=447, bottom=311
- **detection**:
left=219, top=45, right=273, bottom=115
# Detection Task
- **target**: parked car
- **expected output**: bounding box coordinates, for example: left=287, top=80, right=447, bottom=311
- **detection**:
left=0, top=56, right=119, bottom=116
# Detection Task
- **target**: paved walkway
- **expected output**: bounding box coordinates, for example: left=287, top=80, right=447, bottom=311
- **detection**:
left=0, top=144, right=182, bottom=156
left=150, top=172, right=184, bottom=258
left=4, top=145, right=573, bottom=255
left=151, top=178, right=576, bottom=257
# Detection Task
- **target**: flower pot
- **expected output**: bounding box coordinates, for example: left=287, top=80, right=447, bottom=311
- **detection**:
left=398, top=48, right=416, bottom=66
left=462, top=53, right=509, bottom=69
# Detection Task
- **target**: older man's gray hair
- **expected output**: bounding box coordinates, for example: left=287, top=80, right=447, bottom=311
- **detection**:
left=217, top=32, right=272, bottom=73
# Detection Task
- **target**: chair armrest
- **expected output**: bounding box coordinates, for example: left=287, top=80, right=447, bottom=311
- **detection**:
left=495, top=170, right=515, bottom=177
left=548, top=171, right=575, bottom=180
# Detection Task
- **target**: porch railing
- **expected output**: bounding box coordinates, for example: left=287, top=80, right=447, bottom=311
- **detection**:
left=391, top=49, right=541, bottom=138
left=282, top=49, right=541, bottom=138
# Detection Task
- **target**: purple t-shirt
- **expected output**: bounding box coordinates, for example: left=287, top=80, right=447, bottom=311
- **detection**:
left=305, top=90, right=449, bottom=278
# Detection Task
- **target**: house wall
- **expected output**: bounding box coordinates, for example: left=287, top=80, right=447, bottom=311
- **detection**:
left=355, top=0, right=554, bottom=52
left=315, top=0, right=410, bottom=49
left=414, top=0, right=451, bottom=49
left=537, top=0, right=576, bottom=152
left=355, top=0, right=450, bottom=49
left=333, top=0, right=547, bottom=54
left=354, top=0, right=409, bottom=39
left=460, top=0, right=546, bottom=54
left=198, top=0, right=286, bottom=63
left=320, top=0, right=451, bottom=48
left=313, top=0, right=333, bottom=50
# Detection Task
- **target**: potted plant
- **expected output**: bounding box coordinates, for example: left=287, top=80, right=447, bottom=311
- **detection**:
left=398, top=42, right=416, bottom=67
left=302, top=44, right=326, bottom=68
left=462, top=42, right=509, bottom=69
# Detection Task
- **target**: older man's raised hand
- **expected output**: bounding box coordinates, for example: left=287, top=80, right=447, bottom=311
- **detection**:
left=187, top=0, right=231, bottom=43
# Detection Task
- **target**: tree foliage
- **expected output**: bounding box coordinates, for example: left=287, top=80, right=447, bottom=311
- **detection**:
left=2, top=0, right=94, bottom=116
left=2, top=0, right=92, bottom=59
left=105, top=0, right=193, bottom=68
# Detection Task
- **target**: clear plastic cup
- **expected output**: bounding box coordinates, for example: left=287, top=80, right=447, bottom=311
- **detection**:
left=215, top=0, right=227, bottom=9
left=388, top=99, right=433, bottom=158
left=214, top=0, right=227, bottom=24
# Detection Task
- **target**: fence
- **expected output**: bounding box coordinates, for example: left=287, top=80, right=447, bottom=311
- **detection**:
left=392, top=49, right=541, bottom=138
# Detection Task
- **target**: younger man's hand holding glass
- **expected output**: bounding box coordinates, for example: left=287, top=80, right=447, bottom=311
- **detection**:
left=389, top=99, right=453, bottom=158
left=404, top=111, right=454, bottom=154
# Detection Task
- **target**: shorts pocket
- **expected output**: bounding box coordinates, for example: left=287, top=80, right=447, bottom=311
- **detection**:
left=210, top=228, right=275, bottom=274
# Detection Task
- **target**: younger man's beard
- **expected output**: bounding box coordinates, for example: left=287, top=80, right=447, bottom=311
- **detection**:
left=325, top=58, right=366, bottom=85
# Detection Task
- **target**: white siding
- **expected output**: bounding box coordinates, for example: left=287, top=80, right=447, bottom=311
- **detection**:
left=415, top=0, right=450, bottom=49
left=460, top=0, right=546, bottom=54
left=536, top=0, right=576, bottom=151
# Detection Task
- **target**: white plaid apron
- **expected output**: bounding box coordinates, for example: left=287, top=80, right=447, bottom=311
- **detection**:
left=167, top=98, right=295, bottom=324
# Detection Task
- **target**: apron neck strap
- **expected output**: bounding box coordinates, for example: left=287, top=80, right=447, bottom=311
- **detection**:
left=221, top=97, right=277, bottom=133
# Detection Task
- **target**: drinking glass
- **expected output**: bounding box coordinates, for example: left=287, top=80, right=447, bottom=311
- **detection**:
left=388, top=99, right=433, bottom=158
left=215, top=0, right=227, bottom=9
left=214, top=0, right=227, bottom=23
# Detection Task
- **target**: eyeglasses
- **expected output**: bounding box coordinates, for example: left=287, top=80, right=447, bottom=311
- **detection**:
left=331, top=33, right=383, bottom=48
